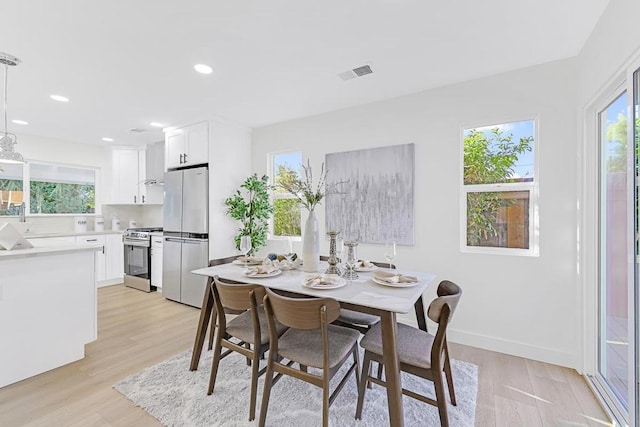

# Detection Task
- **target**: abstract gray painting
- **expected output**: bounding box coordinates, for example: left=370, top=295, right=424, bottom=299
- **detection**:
left=325, top=143, right=415, bottom=245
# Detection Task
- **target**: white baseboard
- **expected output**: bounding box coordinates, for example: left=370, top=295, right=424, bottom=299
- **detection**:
left=447, top=328, right=578, bottom=369
left=97, top=278, right=123, bottom=288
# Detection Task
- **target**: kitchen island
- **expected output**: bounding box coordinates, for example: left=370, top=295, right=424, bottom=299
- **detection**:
left=0, top=244, right=102, bottom=388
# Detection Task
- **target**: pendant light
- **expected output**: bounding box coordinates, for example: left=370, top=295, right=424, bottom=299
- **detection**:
left=0, top=52, right=25, bottom=164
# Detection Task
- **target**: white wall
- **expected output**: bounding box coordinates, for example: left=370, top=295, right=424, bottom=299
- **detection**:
left=252, top=58, right=580, bottom=368
left=578, top=0, right=640, bottom=107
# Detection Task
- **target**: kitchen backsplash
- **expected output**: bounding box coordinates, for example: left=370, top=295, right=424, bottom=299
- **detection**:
left=2, top=205, right=163, bottom=234
left=102, top=205, right=163, bottom=230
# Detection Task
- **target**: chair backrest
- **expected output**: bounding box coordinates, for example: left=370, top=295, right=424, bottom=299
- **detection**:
left=209, top=256, right=239, bottom=267
left=263, top=288, right=340, bottom=330
left=427, top=280, right=462, bottom=323
left=213, top=276, right=266, bottom=312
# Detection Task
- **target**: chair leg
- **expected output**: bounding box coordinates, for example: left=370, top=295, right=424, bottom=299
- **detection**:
left=433, top=370, right=450, bottom=427
left=322, top=376, right=330, bottom=427
left=248, top=351, right=260, bottom=421
left=258, top=358, right=275, bottom=427
left=207, top=330, right=223, bottom=395
left=353, top=346, right=361, bottom=387
left=207, top=306, right=217, bottom=351
left=299, top=363, right=308, bottom=373
left=355, top=351, right=372, bottom=419
left=245, top=342, right=251, bottom=366
left=444, top=344, right=456, bottom=406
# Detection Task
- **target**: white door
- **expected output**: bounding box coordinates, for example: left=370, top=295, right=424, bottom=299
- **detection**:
left=595, top=85, right=638, bottom=425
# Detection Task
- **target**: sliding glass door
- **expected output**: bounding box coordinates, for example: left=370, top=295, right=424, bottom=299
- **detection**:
left=596, top=72, right=639, bottom=425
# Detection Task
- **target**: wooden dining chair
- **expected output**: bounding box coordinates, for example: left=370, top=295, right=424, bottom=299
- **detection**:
left=259, top=288, right=361, bottom=427
left=207, top=256, right=244, bottom=351
left=208, top=276, right=288, bottom=421
left=355, top=280, right=462, bottom=427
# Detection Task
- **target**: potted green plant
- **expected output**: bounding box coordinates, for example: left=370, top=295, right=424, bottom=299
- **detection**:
left=224, top=174, right=273, bottom=254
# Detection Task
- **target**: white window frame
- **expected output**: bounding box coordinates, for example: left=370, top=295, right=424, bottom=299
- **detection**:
left=460, top=117, right=540, bottom=256
left=9, top=160, right=101, bottom=217
left=269, top=151, right=302, bottom=240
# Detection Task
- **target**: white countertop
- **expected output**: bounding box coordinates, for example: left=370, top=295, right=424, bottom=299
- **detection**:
left=0, top=244, right=103, bottom=259
left=25, top=230, right=124, bottom=238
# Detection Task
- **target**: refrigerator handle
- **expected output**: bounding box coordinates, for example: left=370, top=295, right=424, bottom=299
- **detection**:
left=182, top=238, right=207, bottom=244
left=165, top=238, right=185, bottom=243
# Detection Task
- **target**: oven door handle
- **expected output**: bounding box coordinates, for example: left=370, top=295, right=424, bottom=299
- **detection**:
left=123, top=240, right=150, bottom=247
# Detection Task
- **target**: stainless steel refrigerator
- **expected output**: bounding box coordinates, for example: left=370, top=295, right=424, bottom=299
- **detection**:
left=162, top=166, right=209, bottom=308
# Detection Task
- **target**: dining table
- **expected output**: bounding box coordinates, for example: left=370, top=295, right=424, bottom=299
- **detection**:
left=189, top=260, right=436, bottom=427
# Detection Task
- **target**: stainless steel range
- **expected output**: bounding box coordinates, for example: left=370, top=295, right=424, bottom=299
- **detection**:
left=123, top=227, right=163, bottom=292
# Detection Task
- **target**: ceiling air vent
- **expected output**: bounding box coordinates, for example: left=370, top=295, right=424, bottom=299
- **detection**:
left=129, top=128, right=148, bottom=134
left=338, top=64, right=373, bottom=81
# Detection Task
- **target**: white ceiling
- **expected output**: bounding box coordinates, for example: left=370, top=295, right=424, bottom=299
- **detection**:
left=0, top=0, right=609, bottom=147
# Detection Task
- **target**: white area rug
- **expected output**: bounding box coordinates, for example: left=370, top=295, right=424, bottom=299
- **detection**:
left=114, top=349, right=477, bottom=426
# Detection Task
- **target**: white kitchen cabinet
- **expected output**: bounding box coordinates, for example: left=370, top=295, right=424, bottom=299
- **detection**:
left=109, top=148, right=164, bottom=205
left=27, top=233, right=123, bottom=287
left=104, top=233, right=124, bottom=285
left=150, top=235, right=163, bottom=289
left=165, top=121, right=208, bottom=169
left=76, top=235, right=106, bottom=283
left=110, top=149, right=145, bottom=204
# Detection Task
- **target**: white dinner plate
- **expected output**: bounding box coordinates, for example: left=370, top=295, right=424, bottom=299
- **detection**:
left=244, top=269, right=282, bottom=278
left=372, top=276, right=420, bottom=288
left=354, top=265, right=378, bottom=272
left=303, top=276, right=347, bottom=290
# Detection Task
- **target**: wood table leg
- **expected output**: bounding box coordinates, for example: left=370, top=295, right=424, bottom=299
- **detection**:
left=189, top=276, right=214, bottom=371
left=380, top=311, right=404, bottom=427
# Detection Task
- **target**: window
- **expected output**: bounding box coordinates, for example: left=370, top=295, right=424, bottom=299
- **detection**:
left=271, top=152, right=302, bottom=237
left=0, top=161, right=97, bottom=216
left=462, top=119, right=537, bottom=254
left=0, top=163, right=24, bottom=215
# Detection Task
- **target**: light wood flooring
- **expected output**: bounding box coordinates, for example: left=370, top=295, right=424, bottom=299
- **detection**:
left=0, top=284, right=610, bottom=426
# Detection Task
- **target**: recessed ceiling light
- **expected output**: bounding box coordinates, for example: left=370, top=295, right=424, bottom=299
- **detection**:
left=194, top=64, right=213, bottom=74
left=101, top=137, right=114, bottom=142
left=50, top=94, right=69, bottom=102
left=150, top=122, right=165, bottom=128
left=11, top=119, right=28, bottom=125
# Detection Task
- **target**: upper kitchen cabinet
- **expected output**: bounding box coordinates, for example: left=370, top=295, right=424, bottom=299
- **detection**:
left=108, top=148, right=162, bottom=205
left=165, top=121, right=208, bottom=169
